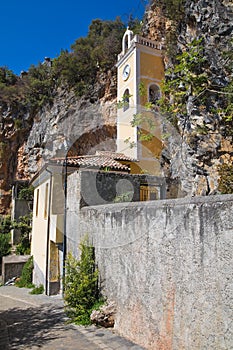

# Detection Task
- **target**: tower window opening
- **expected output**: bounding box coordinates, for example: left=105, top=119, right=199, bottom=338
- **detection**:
left=149, top=84, right=161, bottom=105
left=124, top=36, right=129, bottom=53
left=123, top=89, right=130, bottom=112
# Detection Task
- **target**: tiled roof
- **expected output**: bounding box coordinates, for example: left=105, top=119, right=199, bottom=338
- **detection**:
left=50, top=155, right=130, bottom=171
left=95, top=151, right=138, bottom=162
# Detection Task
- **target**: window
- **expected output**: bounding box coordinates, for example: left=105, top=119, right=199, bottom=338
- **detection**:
left=35, top=189, right=39, bottom=217
left=148, top=84, right=161, bottom=105
left=140, top=185, right=158, bottom=201
left=123, top=89, right=130, bottom=112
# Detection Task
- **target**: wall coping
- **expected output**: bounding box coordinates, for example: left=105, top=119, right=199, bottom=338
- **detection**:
left=81, top=194, right=233, bottom=213
left=2, top=255, right=31, bottom=264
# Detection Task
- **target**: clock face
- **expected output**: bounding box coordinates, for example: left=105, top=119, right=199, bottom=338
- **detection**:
left=123, top=64, right=130, bottom=81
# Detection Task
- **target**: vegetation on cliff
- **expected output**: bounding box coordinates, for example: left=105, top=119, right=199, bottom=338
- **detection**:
left=0, top=18, right=142, bottom=113
left=150, top=0, right=233, bottom=194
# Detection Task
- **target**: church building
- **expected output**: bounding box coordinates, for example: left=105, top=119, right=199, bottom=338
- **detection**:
left=116, top=27, right=164, bottom=175
left=29, top=28, right=166, bottom=295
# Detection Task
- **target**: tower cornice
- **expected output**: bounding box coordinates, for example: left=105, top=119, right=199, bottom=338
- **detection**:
left=116, top=34, right=164, bottom=68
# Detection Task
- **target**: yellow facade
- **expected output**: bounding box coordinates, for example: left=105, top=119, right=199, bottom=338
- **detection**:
left=31, top=178, right=50, bottom=290
left=118, top=53, right=135, bottom=98
left=116, top=30, right=164, bottom=175
left=31, top=166, right=64, bottom=295
left=140, top=51, right=164, bottom=81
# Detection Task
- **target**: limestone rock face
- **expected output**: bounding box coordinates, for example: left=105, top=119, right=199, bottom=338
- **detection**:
left=90, top=301, right=116, bottom=328
left=1, top=1, right=232, bottom=212
left=24, top=87, right=117, bottom=173
left=0, top=103, right=33, bottom=213
left=0, top=71, right=117, bottom=214
left=144, top=0, right=233, bottom=197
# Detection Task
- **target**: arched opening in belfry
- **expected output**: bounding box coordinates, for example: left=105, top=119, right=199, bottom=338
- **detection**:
left=148, top=84, right=161, bottom=105
left=122, top=28, right=134, bottom=54
left=124, top=36, right=129, bottom=53
left=123, top=89, right=130, bottom=112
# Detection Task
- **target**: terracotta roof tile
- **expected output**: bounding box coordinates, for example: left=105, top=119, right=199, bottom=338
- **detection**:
left=50, top=155, right=130, bottom=171
left=95, top=151, right=138, bottom=162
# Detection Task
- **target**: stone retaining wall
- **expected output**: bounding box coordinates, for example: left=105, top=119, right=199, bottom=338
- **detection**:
left=67, top=172, right=233, bottom=350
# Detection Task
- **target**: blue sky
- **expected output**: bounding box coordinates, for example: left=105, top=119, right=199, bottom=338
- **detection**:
left=0, top=0, right=148, bottom=75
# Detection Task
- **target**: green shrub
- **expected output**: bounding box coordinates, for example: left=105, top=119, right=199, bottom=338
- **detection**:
left=29, top=284, right=44, bottom=294
left=16, top=237, right=31, bottom=255
left=0, top=233, right=11, bottom=260
left=14, top=119, right=23, bottom=130
left=218, top=163, right=233, bottom=194
left=14, top=215, right=32, bottom=255
left=0, top=215, right=12, bottom=261
left=0, top=215, right=12, bottom=235
left=18, top=186, right=34, bottom=201
left=64, top=236, right=100, bottom=325
left=15, top=256, right=34, bottom=288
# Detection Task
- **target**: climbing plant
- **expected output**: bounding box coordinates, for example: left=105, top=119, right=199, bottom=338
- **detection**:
left=159, top=38, right=208, bottom=124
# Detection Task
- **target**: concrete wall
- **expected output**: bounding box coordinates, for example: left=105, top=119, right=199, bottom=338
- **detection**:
left=11, top=199, right=32, bottom=244
left=67, top=175, right=233, bottom=350
left=2, top=255, right=31, bottom=283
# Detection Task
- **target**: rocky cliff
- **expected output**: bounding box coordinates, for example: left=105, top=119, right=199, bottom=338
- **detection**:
left=144, top=0, right=233, bottom=196
left=0, top=70, right=117, bottom=214
left=0, top=0, right=232, bottom=213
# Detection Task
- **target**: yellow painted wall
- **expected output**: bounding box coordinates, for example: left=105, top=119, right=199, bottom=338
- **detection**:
left=49, top=241, right=60, bottom=282
left=140, top=51, right=164, bottom=80
left=118, top=57, right=136, bottom=110
left=117, top=40, right=165, bottom=175
left=137, top=51, right=164, bottom=174
left=117, top=105, right=138, bottom=159
left=31, top=179, right=50, bottom=286
left=31, top=171, right=64, bottom=291
left=132, top=158, right=162, bottom=176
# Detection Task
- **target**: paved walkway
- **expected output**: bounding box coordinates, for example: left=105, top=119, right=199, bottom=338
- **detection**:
left=0, top=286, right=145, bottom=350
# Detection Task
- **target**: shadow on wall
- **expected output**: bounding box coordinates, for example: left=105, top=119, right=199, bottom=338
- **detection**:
left=68, top=125, right=117, bottom=156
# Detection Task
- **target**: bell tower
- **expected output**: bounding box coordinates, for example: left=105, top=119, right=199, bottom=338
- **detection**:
left=116, top=28, right=164, bottom=174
